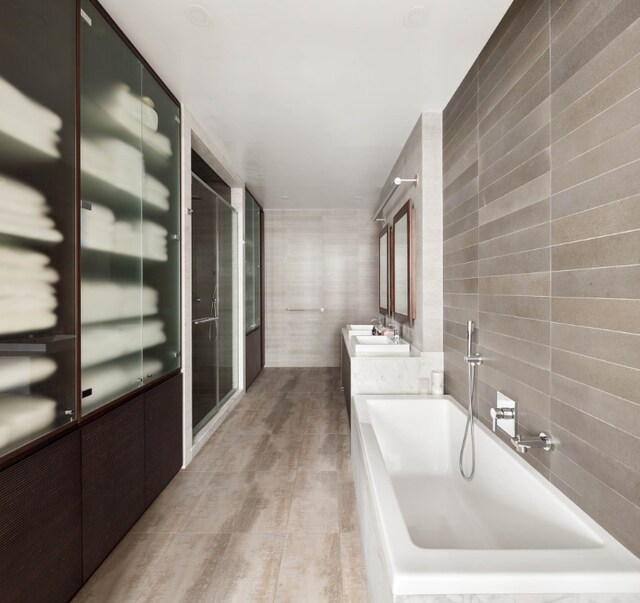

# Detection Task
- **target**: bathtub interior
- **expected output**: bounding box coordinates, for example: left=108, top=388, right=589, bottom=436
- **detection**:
left=364, top=397, right=603, bottom=551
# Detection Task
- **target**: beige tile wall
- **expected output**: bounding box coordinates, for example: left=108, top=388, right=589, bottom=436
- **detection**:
left=443, top=0, right=640, bottom=556
left=264, top=209, right=379, bottom=367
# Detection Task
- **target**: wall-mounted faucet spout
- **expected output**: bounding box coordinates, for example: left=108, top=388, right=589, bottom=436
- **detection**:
left=512, top=432, right=554, bottom=454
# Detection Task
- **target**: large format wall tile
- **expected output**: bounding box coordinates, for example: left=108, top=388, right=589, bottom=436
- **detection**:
left=443, top=0, right=640, bottom=557
left=264, top=209, right=378, bottom=367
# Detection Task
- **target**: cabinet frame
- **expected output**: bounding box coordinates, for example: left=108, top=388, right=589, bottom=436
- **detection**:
left=78, top=0, right=183, bottom=422
left=0, top=0, right=183, bottom=470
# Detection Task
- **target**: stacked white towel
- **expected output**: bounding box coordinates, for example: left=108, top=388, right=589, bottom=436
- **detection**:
left=82, top=136, right=145, bottom=198
left=0, top=357, right=57, bottom=392
left=82, top=137, right=171, bottom=211
left=0, top=243, right=58, bottom=335
left=81, top=357, right=163, bottom=412
left=111, top=219, right=168, bottom=261
left=141, top=220, right=168, bottom=261
left=144, top=128, right=172, bottom=158
left=81, top=203, right=168, bottom=261
left=0, top=175, right=63, bottom=243
left=94, top=82, right=171, bottom=159
left=101, top=83, right=159, bottom=133
left=0, top=76, right=62, bottom=158
left=143, top=174, right=170, bottom=211
left=81, top=318, right=166, bottom=368
left=80, top=203, right=115, bottom=252
left=81, top=281, right=158, bottom=324
left=0, top=394, right=57, bottom=449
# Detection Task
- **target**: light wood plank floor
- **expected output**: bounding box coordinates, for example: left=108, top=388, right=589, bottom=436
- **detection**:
left=73, top=368, right=368, bottom=603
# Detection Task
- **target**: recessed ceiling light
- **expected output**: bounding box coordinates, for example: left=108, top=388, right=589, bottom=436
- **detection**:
left=281, top=195, right=290, bottom=200
left=403, top=6, right=427, bottom=28
left=185, top=4, right=211, bottom=27
left=354, top=195, right=363, bottom=199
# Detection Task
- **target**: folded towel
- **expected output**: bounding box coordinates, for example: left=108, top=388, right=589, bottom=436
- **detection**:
left=144, top=129, right=172, bottom=158
left=0, top=357, right=57, bottom=392
left=81, top=281, right=158, bottom=323
left=0, top=394, right=57, bottom=448
left=143, top=174, right=170, bottom=210
left=0, top=310, right=57, bottom=336
left=0, top=295, right=57, bottom=313
left=81, top=319, right=166, bottom=367
left=0, top=245, right=49, bottom=269
left=0, top=265, right=59, bottom=284
left=0, top=282, right=55, bottom=300
left=0, top=77, right=61, bottom=158
left=0, top=212, right=63, bottom=243
left=0, top=175, right=47, bottom=215
left=81, top=202, right=116, bottom=252
left=142, top=319, right=167, bottom=348
left=101, top=83, right=159, bottom=133
left=81, top=136, right=145, bottom=198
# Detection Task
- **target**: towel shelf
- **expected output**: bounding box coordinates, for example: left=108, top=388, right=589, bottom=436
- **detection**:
left=285, top=307, right=326, bottom=312
left=0, top=335, right=76, bottom=354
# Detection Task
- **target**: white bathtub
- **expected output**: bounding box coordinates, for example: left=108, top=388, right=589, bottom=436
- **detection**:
left=352, top=395, right=640, bottom=601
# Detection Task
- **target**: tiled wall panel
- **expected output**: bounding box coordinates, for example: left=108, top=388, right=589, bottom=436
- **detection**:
left=443, top=0, right=640, bottom=556
left=264, top=210, right=378, bottom=367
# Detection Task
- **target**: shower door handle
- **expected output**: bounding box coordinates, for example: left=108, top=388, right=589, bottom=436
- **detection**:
left=193, top=316, right=219, bottom=325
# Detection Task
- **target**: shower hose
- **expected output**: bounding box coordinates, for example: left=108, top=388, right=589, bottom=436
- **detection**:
left=459, top=358, right=477, bottom=481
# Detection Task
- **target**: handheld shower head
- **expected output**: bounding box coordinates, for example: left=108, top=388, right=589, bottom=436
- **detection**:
left=467, top=320, right=474, bottom=358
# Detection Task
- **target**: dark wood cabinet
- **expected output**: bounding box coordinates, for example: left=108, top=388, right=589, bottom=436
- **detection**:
left=145, top=373, right=183, bottom=506
left=0, top=431, right=82, bottom=603
left=246, top=328, right=263, bottom=388
left=245, top=190, right=264, bottom=389
left=81, top=395, right=146, bottom=581
left=341, top=339, right=351, bottom=425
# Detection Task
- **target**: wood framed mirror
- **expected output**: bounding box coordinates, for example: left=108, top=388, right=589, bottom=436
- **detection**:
left=378, top=226, right=390, bottom=314
left=392, top=200, right=415, bottom=325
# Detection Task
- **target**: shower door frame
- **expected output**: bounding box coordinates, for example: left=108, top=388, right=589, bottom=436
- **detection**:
left=190, top=173, right=238, bottom=438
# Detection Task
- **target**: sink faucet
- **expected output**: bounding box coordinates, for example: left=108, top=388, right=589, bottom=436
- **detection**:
left=370, top=317, right=383, bottom=335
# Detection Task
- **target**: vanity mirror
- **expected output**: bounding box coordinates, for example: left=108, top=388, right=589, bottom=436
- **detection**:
left=392, top=200, right=415, bottom=325
left=379, top=226, right=390, bottom=314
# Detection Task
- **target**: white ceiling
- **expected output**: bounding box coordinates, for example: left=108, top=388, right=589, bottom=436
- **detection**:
left=100, top=0, right=512, bottom=209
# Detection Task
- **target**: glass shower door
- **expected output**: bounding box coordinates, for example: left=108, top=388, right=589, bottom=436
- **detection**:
left=191, top=175, right=237, bottom=436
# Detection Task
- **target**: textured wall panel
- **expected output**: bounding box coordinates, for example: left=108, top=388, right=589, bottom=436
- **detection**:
left=443, top=0, right=640, bottom=556
left=0, top=432, right=82, bottom=603
left=82, top=396, right=145, bottom=581
left=145, top=374, right=183, bottom=506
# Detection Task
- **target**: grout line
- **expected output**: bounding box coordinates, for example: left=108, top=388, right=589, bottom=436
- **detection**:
left=551, top=155, right=640, bottom=197
left=552, top=191, right=640, bottom=224
left=479, top=34, right=550, bottom=127
left=479, top=68, right=549, bottom=147
left=477, top=0, right=541, bottom=91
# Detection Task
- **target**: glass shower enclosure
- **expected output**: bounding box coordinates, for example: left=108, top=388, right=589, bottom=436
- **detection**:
left=191, top=174, right=237, bottom=436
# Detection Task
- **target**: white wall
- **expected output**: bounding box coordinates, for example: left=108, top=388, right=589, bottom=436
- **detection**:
left=379, top=113, right=443, bottom=355
left=264, top=209, right=379, bottom=367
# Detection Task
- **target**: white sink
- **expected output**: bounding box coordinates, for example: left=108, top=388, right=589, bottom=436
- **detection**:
left=347, top=324, right=375, bottom=336
left=353, top=335, right=410, bottom=355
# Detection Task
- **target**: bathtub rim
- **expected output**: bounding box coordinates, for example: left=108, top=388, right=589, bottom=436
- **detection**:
left=352, top=394, right=640, bottom=595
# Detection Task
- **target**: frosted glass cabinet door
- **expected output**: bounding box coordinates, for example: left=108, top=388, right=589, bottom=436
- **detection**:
left=0, top=0, right=77, bottom=457
left=140, top=69, right=181, bottom=380
left=80, top=0, right=144, bottom=414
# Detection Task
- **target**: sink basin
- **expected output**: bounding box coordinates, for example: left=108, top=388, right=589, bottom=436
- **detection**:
left=347, top=324, right=375, bottom=336
left=353, top=335, right=410, bottom=355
